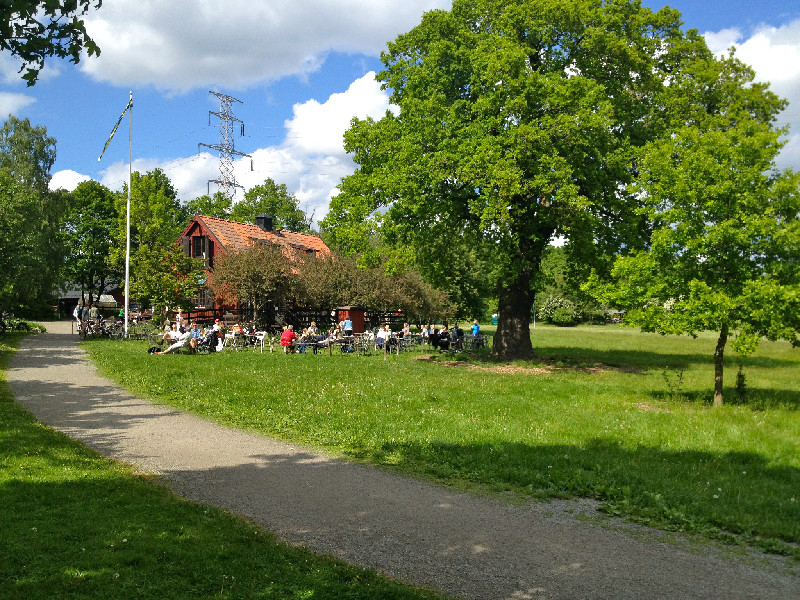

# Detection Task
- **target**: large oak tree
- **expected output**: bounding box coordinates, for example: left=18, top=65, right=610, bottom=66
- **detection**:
left=322, top=0, right=712, bottom=359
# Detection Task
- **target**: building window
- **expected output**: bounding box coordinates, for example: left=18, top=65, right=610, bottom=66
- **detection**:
left=195, top=287, right=214, bottom=309
left=192, top=235, right=214, bottom=268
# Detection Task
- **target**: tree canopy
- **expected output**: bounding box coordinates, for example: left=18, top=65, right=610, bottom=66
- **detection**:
left=230, top=179, right=312, bottom=232
left=322, top=0, right=717, bottom=359
left=63, top=180, right=118, bottom=305
left=0, top=116, right=64, bottom=313
left=0, top=0, right=102, bottom=85
left=588, top=54, right=799, bottom=404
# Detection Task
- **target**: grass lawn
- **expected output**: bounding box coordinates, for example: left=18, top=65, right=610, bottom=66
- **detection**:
left=0, top=333, right=450, bottom=600
left=81, top=324, right=800, bottom=559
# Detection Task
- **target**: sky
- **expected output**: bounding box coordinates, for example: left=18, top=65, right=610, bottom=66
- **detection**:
left=2, top=0, right=799, bottom=226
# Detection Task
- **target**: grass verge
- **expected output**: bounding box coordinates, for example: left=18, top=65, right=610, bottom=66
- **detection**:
left=0, top=333, right=449, bottom=600
left=84, top=325, right=800, bottom=560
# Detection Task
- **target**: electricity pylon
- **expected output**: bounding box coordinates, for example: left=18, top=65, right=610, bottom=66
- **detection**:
left=199, top=91, right=252, bottom=201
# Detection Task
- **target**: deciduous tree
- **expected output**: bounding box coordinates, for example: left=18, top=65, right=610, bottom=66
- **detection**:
left=323, top=0, right=711, bottom=359
left=232, top=178, right=312, bottom=232
left=588, top=105, right=799, bottom=404
left=210, top=244, right=293, bottom=328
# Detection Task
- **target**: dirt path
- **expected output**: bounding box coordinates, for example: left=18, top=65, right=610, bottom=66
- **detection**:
left=7, top=322, right=799, bottom=600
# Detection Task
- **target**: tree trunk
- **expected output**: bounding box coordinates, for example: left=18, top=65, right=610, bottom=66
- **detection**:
left=493, top=269, right=536, bottom=360
left=713, top=323, right=728, bottom=406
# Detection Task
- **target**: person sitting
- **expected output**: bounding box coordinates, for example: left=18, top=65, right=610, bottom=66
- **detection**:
left=438, top=325, right=450, bottom=351
left=308, top=321, right=318, bottom=336
left=162, top=323, right=181, bottom=345
left=188, top=321, right=202, bottom=350
left=155, top=328, right=193, bottom=354
left=280, top=325, right=297, bottom=353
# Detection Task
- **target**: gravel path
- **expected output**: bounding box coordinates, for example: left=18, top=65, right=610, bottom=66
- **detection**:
left=7, top=322, right=799, bottom=600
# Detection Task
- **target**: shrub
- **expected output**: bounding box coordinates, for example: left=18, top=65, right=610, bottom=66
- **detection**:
left=551, top=306, right=577, bottom=326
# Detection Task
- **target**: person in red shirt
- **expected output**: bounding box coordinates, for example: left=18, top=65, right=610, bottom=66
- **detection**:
left=280, top=325, right=297, bottom=353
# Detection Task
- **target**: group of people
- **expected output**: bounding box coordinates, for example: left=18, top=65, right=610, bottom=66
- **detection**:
left=146, top=308, right=484, bottom=356
left=155, top=311, right=225, bottom=354
left=73, top=301, right=101, bottom=326
left=279, top=321, right=341, bottom=353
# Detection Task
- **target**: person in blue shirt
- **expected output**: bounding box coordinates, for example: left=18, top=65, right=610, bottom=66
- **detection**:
left=471, top=320, right=480, bottom=336
left=343, top=317, right=353, bottom=337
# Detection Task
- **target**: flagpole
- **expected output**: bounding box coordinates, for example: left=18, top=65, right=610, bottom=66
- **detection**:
left=124, top=91, right=132, bottom=337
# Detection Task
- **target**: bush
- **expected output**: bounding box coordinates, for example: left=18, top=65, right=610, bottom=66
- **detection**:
left=536, top=295, right=579, bottom=324
left=551, top=306, right=577, bottom=326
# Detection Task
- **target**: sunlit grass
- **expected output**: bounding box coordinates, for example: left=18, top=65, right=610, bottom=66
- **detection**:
left=0, top=334, right=449, bottom=600
left=85, top=325, right=800, bottom=558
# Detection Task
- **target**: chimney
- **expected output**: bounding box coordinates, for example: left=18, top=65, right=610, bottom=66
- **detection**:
left=255, top=214, right=273, bottom=231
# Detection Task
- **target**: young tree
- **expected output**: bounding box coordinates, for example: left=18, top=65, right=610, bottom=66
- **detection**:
left=0, top=0, right=102, bottom=85
left=322, top=0, right=711, bottom=359
left=588, top=56, right=798, bottom=404
left=231, top=178, right=312, bottom=232
left=64, top=180, right=118, bottom=305
left=109, top=168, right=193, bottom=311
left=210, top=244, right=293, bottom=328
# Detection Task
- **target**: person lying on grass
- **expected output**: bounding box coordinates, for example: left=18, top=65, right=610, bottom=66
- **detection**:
left=155, top=329, right=193, bottom=354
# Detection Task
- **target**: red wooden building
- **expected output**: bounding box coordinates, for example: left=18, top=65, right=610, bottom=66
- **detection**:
left=178, top=214, right=330, bottom=322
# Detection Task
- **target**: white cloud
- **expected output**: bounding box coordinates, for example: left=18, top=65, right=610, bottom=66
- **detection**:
left=80, top=0, right=450, bottom=92
left=0, top=92, right=36, bottom=117
left=127, top=72, right=395, bottom=224
left=704, top=20, right=800, bottom=170
left=49, top=169, right=90, bottom=192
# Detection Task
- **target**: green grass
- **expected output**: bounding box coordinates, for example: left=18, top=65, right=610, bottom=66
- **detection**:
left=0, top=333, right=450, bottom=600
left=83, top=325, right=800, bottom=559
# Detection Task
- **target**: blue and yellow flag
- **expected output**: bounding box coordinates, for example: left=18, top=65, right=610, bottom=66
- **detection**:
left=98, top=96, right=133, bottom=161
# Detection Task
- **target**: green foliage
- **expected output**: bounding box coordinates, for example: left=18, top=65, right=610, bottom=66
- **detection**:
left=0, top=0, right=102, bottom=85
left=87, top=327, right=800, bottom=558
left=0, top=116, right=64, bottom=314
left=184, top=191, right=232, bottom=219
left=0, top=116, right=56, bottom=192
left=210, top=244, right=293, bottom=327
left=323, top=0, right=713, bottom=358
left=129, top=245, right=205, bottom=313
left=550, top=306, right=576, bottom=327
left=298, top=252, right=450, bottom=323
left=231, top=179, right=311, bottom=232
left=536, top=295, right=578, bottom=325
left=109, top=169, right=196, bottom=310
left=63, top=180, right=118, bottom=303
left=586, top=53, right=800, bottom=403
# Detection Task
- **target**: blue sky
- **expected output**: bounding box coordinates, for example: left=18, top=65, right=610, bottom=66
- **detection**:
left=1, top=0, right=798, bottom=224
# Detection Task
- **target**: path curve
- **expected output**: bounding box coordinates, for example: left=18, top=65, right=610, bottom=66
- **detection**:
left=7, top=322, right=799, bottom=600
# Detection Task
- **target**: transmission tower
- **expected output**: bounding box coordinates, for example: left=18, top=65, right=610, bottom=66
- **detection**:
left=199, top=91, right=252, bottom=201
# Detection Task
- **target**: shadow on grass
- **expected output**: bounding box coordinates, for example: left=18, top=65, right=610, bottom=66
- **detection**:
left=0, top=403, right=444, bottom=600
left=650, top=387, right=800, bottom=411
left=358, top=438, right=800, bottom=557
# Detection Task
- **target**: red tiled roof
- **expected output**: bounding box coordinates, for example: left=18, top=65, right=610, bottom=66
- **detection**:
left=194, top=215, right=330, bottom=256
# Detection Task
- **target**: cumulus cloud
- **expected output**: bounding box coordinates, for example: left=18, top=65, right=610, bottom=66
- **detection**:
left=704, top=20, right=800, bottom=169
left=59, top=72, right=392, bottom=224
left=80, top=0, right=450, bottom=92
left=0, top=92, right=36, bottom=116
left=49, top=169, right=90, bottom=192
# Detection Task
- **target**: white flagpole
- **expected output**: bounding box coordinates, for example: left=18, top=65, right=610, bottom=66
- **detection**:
left=124, top=91, right=132, bottom=337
